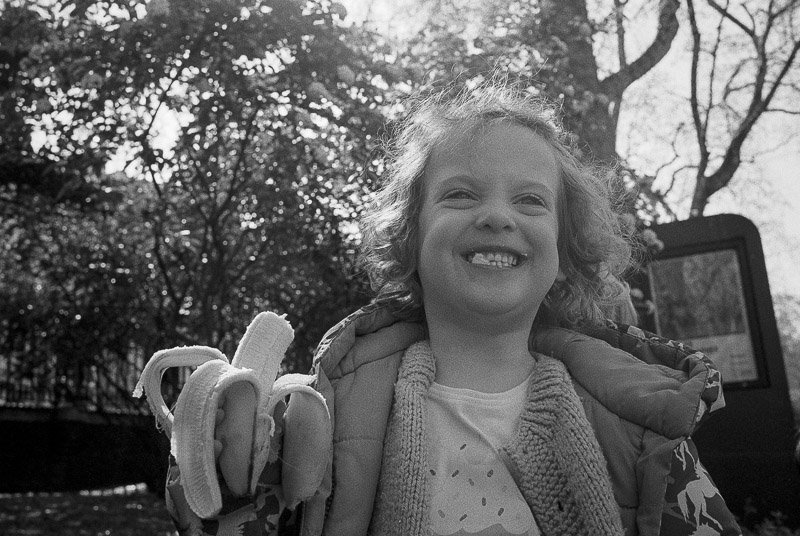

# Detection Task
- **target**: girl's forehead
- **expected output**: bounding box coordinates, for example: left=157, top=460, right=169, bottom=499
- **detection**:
left=429, top=119, right=552, bottom=157
left=426, top=121, right=560, bottom=171
left=421, top=121, right=563, bottom=196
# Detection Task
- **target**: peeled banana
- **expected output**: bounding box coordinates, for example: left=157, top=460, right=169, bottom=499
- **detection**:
left=170, top=360, right=262, bottom=516
left=282, top=388, right=332, bottom=508
left=215, top=382, right=257, bottom=497
left=133, top=311, right=330, bottom=519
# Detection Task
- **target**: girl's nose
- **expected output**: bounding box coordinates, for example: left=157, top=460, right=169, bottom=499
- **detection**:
left=474, top=202, right=517, bottom=232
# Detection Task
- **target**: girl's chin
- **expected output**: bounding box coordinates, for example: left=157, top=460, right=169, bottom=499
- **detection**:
left=455, top=295, right=541, bottom=321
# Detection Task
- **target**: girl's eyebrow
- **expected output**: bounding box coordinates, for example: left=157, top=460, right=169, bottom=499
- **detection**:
left=436, top=174, right=476, bottom=186
left=425, top=173, right=478, bottom=194
left=435, top=173, right=557, bottom=196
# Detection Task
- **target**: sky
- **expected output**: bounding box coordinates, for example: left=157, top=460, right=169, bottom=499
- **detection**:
left=341, top=0, right=800, bottom=299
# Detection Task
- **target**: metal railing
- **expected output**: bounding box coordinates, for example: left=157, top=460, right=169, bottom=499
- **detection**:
left=0, top=346, right=185, bottom=415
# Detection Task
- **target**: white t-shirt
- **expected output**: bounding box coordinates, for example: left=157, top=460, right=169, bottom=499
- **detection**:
left=426, top=376, right=541, bottom=536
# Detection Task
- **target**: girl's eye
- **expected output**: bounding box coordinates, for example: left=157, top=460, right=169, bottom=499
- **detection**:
left=443, top=189, right=474, bottom=201
left=515, top=193, right=547, bottom=207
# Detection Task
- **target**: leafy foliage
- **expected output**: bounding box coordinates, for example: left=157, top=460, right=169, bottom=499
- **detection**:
left=1, top=0, right=394, bottom=408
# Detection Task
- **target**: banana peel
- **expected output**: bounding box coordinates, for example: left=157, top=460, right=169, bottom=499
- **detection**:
left=133, top=312, right=332, bottom=519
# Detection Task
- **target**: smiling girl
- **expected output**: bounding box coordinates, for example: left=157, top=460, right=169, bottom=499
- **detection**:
left=166, top=82, right=741, bottom=536
left=319, top=82, right=739, bottom=536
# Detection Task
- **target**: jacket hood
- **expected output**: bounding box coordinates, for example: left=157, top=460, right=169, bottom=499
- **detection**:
left=532, top=322, right=725, bottom=439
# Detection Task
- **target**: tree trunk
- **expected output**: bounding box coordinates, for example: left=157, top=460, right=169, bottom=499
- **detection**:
left=533, top=0, right=682, bottom=165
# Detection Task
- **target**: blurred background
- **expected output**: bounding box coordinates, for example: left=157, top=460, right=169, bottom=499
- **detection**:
left=1, top=0, right=798, bottom=533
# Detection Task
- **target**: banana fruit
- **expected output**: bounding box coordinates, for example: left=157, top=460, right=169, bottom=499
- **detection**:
left=171, top=359, right=262, bottom=514
left=282, top=388, right=332, bottom=508
left=133, top=311, right=330, bottom=519
left=215, top=381, right=257, bottom=497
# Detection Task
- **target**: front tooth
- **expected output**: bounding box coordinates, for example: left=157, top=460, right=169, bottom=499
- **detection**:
left=472, top=253, right=490, bottom=265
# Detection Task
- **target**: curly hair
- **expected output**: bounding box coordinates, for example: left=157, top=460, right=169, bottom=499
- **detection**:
left=358, top=80, right=637, bottom=328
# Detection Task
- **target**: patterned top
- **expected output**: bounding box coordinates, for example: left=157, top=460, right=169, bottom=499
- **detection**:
left=426, top=377, right=541, bottom=536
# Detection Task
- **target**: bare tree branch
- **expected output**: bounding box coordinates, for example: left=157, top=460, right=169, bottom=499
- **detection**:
left=760, top=39, right=800, bottom=107
left=653, top=153, right=680, bottom=179
left=706, top=0, right=757, bottom=40
left=687, top=0, right=800, bottom=215
left=705, top=4, right=729, bottom=142
left=614, top=0, right=628, bottom=68
left=600, top=0, right=681, bottom=97
left=686, top=0, right=710, bottom=174
left=765, top=107, right=800, bottom=114
left=722, top=68, right=754, bottom=99
left=707, top=37, right=800, bottom=192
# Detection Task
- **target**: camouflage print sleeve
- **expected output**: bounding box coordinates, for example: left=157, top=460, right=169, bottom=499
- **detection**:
left=164, top=455, right=287, bottom=536
left=659, top=440, right=742, bottom=535
left=164, top=456, right=205, bottom=536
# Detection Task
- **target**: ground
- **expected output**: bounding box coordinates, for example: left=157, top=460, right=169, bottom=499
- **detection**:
left=0, top=485, right=176, bottom=536
left=2, top=486, right=798, bottom=535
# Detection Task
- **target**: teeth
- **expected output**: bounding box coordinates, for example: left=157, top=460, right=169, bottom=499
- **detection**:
left=468, top=252, right=519, bottom=268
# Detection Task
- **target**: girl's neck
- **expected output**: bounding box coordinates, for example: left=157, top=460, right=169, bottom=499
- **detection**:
left=425, top=312, right=536, bottom=394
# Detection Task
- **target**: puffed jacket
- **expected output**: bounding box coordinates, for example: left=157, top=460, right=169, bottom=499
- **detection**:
left=166, top=299, right=742, bottom=536
left=300, top=300, right=739, bottom=536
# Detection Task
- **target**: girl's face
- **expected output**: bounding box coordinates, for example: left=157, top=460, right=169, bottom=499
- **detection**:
left=416, top=121, right=561, bottom=326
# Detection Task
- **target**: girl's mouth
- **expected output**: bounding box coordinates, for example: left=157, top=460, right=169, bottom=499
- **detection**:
left=464, top=251, right=526, bottom=268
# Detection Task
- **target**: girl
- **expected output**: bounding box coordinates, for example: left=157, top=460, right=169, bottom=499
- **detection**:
left=167, top=82, right=740, bottom=535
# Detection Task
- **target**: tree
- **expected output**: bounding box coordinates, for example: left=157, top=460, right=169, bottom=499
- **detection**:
left=0, top=173, right=157, bottom=409
left=682, top=0, right=799, bottom=216
left=0, top=4, right=113, bottom=212
left=0, top=0, right=393, bottom=410
left=389, top=0, right=683, bottom=163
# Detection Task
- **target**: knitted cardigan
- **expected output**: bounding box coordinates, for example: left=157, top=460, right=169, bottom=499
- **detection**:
left=370, top=340, right=624, bottom=536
